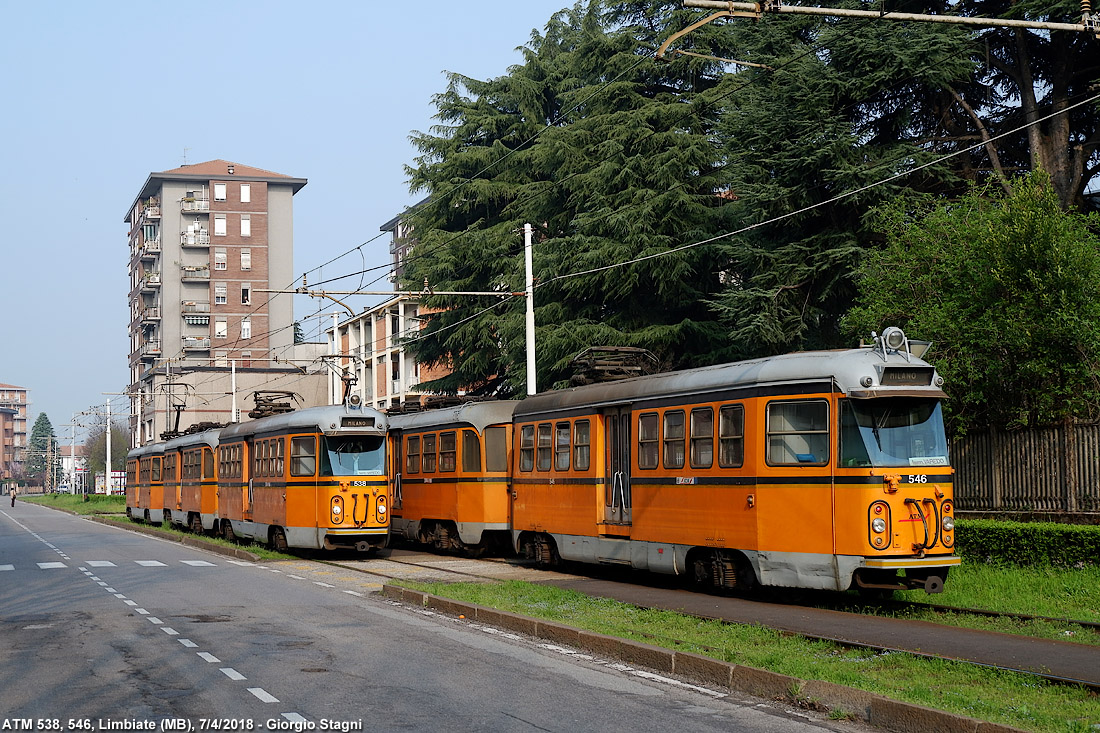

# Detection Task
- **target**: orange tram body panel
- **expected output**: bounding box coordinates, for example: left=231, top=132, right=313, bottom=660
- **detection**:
left=126, top=404, right=390, bottom=553
left=388, top=401, right=518, bottom=554
left=508, top=334, right=959, bottom=593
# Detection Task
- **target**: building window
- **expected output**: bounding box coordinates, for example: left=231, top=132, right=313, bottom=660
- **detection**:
left=214, top=248, right=227, bottom=270
left=214, top=214, right=226, bottom=236
left=214, top=183, right=226, bottom=201
left=240, top=184, right=250, bottom=203
left=240, top=248, right=251, bottom=270
left=215, top=351, right=229, bottom=367
left=240, top=318, right=251, bottom=339
left=241, top=284, right=251, bottom=305
left=215, top=317, right=227, bottom=339
left=240, top=214, right=251, bottom=237
left=240, top=351, right=251, bottom=368
left=214, top=282, right=227, bottom=305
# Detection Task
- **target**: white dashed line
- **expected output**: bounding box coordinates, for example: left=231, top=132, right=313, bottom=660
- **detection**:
left=288, top=575, right=305, bottom=580
left=105, top=587, right=117, bottom=593
left=113, top=593, right=126, bottom=599
left=248, top=688, right=279, bottom=703
left=37, top=562, right=66, bottom=569
left=198, top=652, right=221, bottom=663
left=162, top=627, right=179, bottom=636
left=181, top=560, right=216, bottom=566
left=220, top=668, right=246, bottom=681
left=178, top=639, right=198, bottom=648
left=148, top=617, right=163, bottom=625
left=135, top=560, right=167, bottom=567
left=87, top=561, right=117, bottom=567
left=342, top=590, right=363, bottom=597
left=123, top=600, right=138, bottom=606
left=280, top=714, right=307, bottom=724
left=135, top=609, right=149, bottom=615
left=0, top=565, right=13, bottom=571
left=314, top=582, right=334, bottom=588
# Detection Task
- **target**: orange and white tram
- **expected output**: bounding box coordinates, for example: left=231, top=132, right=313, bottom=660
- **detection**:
left=162, top=428, right=220, bottom=534
left=508, top=328, right=959, bottom=593
left=388, top=401, right=518, bottom=554
left=125, top=442, right=165, bottom=524
left=215, top=404, right=391, bottom=552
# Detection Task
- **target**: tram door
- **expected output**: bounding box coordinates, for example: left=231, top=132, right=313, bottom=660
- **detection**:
left=391, top=431, right=403, bottom=511
left=603, top=406, right=632, bottom=525
left=243, top=440, right=255, bottom=521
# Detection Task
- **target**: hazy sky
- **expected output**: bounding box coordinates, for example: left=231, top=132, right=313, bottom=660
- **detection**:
left=0, top=0, right=571, bottom=437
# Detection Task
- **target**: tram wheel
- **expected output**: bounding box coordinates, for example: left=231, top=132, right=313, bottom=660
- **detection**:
left=271, top=526, right=289, bottom=552
left=221, top=521, right=235, bottom=542
left=190, top=514, right=203, bottom=534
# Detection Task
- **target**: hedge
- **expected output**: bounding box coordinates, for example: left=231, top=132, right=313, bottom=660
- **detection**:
left=955, top=519, right=1100, bottom=567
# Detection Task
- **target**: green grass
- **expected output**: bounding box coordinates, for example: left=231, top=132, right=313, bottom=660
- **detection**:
left=21, top=493, right=127, bottom=515
left=405, top=579, right=1100, bottom=733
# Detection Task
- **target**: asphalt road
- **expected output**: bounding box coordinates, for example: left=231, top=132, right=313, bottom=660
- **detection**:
left=0, top=503, right=860, bottom=732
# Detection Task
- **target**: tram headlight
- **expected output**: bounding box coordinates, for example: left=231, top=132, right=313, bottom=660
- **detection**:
left=883, top=326, right=907, bottom=351
left=942, top=516, right=954, bottom=532
left=331, top=496, right=344, bottom=525
left=871, top=518, right=887, bottom=533
left=376, top=495, right=387, bottom=523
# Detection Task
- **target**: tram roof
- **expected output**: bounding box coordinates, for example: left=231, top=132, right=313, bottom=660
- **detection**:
left=516, top=346, right=945, bottom=418
left=387, top=401, right=519, bottom=435
left=219, top=404, right=387, bottom=440
left=163, top=429, right=221, bottom=452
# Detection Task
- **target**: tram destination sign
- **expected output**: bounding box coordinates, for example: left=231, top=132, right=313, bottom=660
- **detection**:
left=880, top=366, right=934, bottom=386
left=341, top=416, right=376, bottom=428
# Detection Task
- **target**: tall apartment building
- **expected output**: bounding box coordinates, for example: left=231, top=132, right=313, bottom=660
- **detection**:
left=0, top=383, right=29, bottom=480
left=125, top=160, right=323, bottom=446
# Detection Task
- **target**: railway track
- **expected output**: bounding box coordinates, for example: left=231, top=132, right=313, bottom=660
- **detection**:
left=326, top=548, right=1100, bottom=692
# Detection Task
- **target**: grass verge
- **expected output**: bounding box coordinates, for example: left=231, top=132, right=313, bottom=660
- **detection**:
left=21, top=493, right=126, bottom=515
left=403, top=579, right=1099, bottom=733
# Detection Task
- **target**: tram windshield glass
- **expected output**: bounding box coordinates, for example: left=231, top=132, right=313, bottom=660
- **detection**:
left=321, top=435, right=385, bottom=476
left=839, top=398, right=949, bottom=468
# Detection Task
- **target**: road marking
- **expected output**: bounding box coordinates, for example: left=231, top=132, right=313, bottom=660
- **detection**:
left=248, top=688, right=279, bottom=703
left=220, top=668, right=246, bottom=681
left=0, top=565, right=12, bottom=571
left=37, top=562, right=66, bottom=569
left=97, top=582, right=108, bottom=586
left=148, top=617, right=163, bottom=625
left=181, top=560, right=216, bottom=566
left=198, top=652, right=220, bottom=663
left=135, top=560, right=167, bottom=567
left=342, top=590, right=363, bottom=597
left=281, top=714, right=307, bottom=724
left=113, top=593, right=127, bottom=599
left=314, top=582, right=334, bottom=588
left=178, top=639, right=198, bottom=648
left=162, top=627, right=179, bottom=636
left=87, top=561, right=117, bottom=567
left=288, top=575, right=305, bottom=580
left=123, top=600, right=138, bottom=606
left=227, top=560, right=252, bottom=566
left=105, top=588, right=117, bottom=593
left=135, top=609, right=149, bottom=615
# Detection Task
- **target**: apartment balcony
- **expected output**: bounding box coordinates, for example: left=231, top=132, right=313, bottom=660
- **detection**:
left=140, top=239, right=161, bottom=259
left=140, top=340, right=162, bottom=359
left=180, top=198, right=210, bottom=212
left=142, top=306, right=161, bottom=322
left=141, top=273, right=162, bottom=290
left=180, top=266, right=210, bottom=282
left=181, top=231, right=210, bottom=248
left=142, top=204, right=161, bottom=220
left=182, top=300, right=210, bottom=313
left=182, top=337, right=211, bottom=351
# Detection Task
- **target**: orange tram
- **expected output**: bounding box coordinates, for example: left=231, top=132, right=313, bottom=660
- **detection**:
left=390, top=328, right=959, bottom=594
left=126, top=404, right=390, bottom=553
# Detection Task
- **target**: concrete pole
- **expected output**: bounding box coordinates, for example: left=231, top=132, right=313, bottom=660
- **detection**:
left=105, top=400, right=112, bottom=495
left=524, top=223, right=536, bottom=396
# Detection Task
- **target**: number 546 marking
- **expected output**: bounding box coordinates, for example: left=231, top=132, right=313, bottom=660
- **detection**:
left=907, top=474, right=928, bottom=483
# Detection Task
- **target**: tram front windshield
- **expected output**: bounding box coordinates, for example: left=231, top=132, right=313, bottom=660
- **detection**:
left=839, top=398, right=949, bottom=468
left=321, top=435, right=385, bottom=476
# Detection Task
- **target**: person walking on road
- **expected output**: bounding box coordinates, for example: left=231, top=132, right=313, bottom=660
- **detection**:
left=9, top=487, right=16, bottom=507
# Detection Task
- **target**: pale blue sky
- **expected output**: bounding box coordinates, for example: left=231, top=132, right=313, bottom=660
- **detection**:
left=0, top=0, right=571, bottom=435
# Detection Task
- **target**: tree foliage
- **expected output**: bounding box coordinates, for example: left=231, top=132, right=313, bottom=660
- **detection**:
left=83, top=422, right=128, bottom=479
left=844, top=171, right=1100, bottom=433
left=26, top=412, right=58, bottom=483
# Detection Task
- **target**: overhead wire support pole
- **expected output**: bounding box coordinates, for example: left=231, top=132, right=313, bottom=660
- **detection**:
left=676, top=0, right=1100, bottom=39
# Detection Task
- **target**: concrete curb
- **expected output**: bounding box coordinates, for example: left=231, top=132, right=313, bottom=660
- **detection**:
left=87, top=515, right=263, bottom=562
left=381, top=585, right=1027, bottom=733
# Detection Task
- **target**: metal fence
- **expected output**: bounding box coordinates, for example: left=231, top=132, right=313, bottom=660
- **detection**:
left=952, top=424, right=1100, bottom=513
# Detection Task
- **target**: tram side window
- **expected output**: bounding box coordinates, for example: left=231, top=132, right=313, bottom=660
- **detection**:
left=519, top=425, right=535, bottom=471
left=638, top=412, right=659, bottom=470
left=164, top=455, right=177, bottom=482
left=440, top=431, right=457, bottom=472
left=203, top=448, right=214, bottom=479
left=485, top=427, right=507, bottom=472
left=275, top=438, right=285, bottom=476
left=462, top=430, right=482, bottom=472
left=574, top=420, right=591, bottom=471
left=663, top=410, right=686, bottom=469
left=406, top=436, right=421, bottom=473
left=719, top=405, right=745, bottom=468
left=152, top=457, right=162, bottom=482
left=767, top=400, right=829, bottom=466
left=290, top=436, right=317, bottom=477
left=536, top=423, right=553, bottom=471
left=690, top=407, right=714, bottom=468
left=423, top=434, right=437, bottom=473
left=555, top=422, right=570, bottom=471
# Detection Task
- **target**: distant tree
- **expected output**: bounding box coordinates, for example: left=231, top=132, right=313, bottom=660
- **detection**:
left=26, top=413, right=59, bottom=484
left=83, top=421, right=129, bottom=481
left=843, top=171, right=1100, bottom=434
left=293, top=321, right=305, bottom=344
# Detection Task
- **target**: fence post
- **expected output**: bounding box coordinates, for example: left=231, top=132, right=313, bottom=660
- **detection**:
left=1063, top=419, right=1078, bottom=513
left=990, top=426, right=1003, bottom=511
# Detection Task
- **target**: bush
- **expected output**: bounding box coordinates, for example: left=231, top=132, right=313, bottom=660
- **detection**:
left=956, top=519, right=1100, bottom=567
